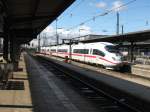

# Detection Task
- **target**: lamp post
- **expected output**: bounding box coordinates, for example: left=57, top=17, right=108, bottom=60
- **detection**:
left=116, top=11, right=120, bottom=35
left=38, top=34, right=41, bottom=52
left=55, top=18, right=59, bottom=45
left=121, top=25, right=124, bottom=34
left=62, top=39, right=78, bottom=61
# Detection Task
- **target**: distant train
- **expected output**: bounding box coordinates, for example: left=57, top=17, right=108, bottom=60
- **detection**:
left=40, top=42, right=124, bottom=69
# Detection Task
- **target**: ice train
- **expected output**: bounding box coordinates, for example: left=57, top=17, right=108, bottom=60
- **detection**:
left=41, top=42, right=124, bottom=69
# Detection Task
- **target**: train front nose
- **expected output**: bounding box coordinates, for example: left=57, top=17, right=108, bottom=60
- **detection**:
left=112, top=54, right=124, bottom=66
left=112, top=53, right=122, bottom=61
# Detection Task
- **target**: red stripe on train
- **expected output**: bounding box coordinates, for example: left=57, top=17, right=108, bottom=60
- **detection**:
left=99, top=57, right=118, bottom=64
left=54, top=52, right=119, bottom=64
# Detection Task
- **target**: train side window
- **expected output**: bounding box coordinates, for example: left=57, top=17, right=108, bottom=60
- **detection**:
left=80, top=49, right=84, bottom=54
left=51, top=49, right=56, bottom=52
left=73, top=49, right=89, bottom=54
left=84, top=49, right=89, bottom=54
left=93, top=49, right=105, bottom=57
left=58, top=49, right=68, bottom=52
left=73, top=49, right=78, bottom=53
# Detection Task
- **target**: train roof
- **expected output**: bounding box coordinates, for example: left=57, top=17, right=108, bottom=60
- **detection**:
left=41, top=42, right=115, bottom=49
left=87, top=42, right=114, bottom=46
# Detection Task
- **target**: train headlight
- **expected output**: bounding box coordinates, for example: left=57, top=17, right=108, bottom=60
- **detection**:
left=112, top=57, right=116, bottom=61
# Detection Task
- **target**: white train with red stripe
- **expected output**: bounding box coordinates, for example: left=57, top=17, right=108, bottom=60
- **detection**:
left=41, top=42, right=124, bottom=69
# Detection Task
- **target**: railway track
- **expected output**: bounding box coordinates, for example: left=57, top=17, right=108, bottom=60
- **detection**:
left=46, top=55, right=150, bottom=87
left=34, top=55, right=142, bottom=112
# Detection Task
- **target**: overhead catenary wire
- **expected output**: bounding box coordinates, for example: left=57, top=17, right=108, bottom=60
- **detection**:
left=46, top=0, right=137, bottom=43
left=67, top=0, right=137, bottom=31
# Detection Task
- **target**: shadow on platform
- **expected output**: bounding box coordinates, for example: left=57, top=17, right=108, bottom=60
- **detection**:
left=0, top=81, right=24, bottom=90
left=12, top=77, right=28, bottom=80
left=0, top=104, right=33, bottom=109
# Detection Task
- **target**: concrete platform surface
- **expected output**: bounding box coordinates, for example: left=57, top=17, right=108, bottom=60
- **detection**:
left=0, top=53, right=33, bottom=112
left=132, top=64, right=150, bottom=78
left=132, top=64, right=150, bottom=70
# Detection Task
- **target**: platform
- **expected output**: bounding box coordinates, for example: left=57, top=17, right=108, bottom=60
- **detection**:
left=131, top=64, right=150, bottom=78
left=0, top=53, right=33, bottom=112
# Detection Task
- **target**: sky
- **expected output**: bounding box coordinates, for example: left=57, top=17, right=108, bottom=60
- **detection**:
left=31, top=0, right=150, bottom=46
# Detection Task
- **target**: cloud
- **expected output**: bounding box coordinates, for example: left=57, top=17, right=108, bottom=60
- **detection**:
left=68, top=25, right=92, bottom=38
left=35, top=25, right=95, bottom=45
left=95, top=2, right=107, bottom=9
left=42, top=25, right=55, bottom=36
left=112, top=0, right=125, bottom=12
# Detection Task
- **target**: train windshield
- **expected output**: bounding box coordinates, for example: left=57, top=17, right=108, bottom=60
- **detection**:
left=105, top=45, right=120, bottom=53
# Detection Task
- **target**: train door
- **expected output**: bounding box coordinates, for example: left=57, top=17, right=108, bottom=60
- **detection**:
left=83, top=48, right=89, bottom=63
left=86, top=48, right=92, bottom=63
left=83, top=44, right=86, bottom=62
left=88, top=49, right=94, bottom=63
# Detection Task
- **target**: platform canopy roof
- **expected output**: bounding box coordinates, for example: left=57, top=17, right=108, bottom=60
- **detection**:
left=1, top=0, right=75, bottom=43
left=81, top=30, right=150, bottom=43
